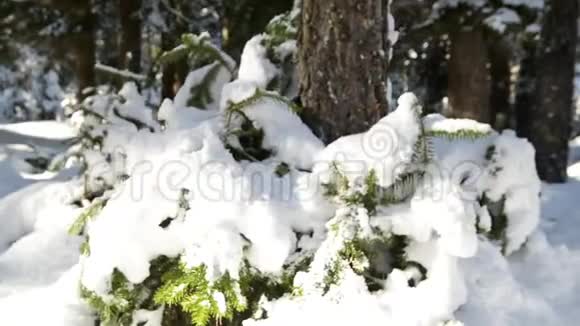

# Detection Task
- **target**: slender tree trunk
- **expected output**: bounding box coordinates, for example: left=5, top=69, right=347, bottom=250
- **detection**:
left=529, top=0, right=578, bottom=183
left=95, top=0, right=120, bottom=69
left=160, top=32, right=189, bottom=100
left=447, top=27, right=491, bottom=123
left=488, top=38, right=512, bottom=130
left=119, top=0, right=142, bottom=73
left=424, top=37, right=448, bottom=115
left=298, top=0, right=390, bottom=142
left=74, top=0, right=96, bottom=98
left=160, top=0, right=187, bottom=100
left=515, top=36, right=537, bottom=139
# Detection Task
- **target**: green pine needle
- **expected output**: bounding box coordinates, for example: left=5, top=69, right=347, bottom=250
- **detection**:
left=68, top=199, right=106, bottom=236
left=154, top=263, right=246, bottom=326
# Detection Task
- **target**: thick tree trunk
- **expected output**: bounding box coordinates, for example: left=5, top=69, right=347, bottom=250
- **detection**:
left=529, top=0, right=578, bottom=183
left=119, top=0, right=142, bottom=73
left=488, top=38, right=512, bottom=130
left=447, top=28, right=491, bottom=123
left=298, top=0, right=390, bottom=142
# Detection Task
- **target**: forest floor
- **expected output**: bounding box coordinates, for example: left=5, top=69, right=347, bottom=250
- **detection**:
left=0, top=121, right=579, bottom=325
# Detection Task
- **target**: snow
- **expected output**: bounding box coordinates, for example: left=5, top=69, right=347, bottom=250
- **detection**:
left=0, top=120, right=91, bottom=324
left=131, top=307, right=164, bottom=326
left=117, top=82, right=160, bottom=131
left=314, top=93, right=422, bottom=188
left=0, top=265, right=93, bottom=326
left=94, top=63, right=147, bottom=81
left=481, top=131, right=541, bottom=255
left=70, top=62, right=331, bottom=297
left=238, top=35, right=279, bottom=88
left=423, top=113, right=494, bottom=135
left=435, top=0, right=486, bottom=10
left=503, top=0, right=543, bottom=9
left=484, top=8, right=522, bottom=34
left=2, top=89, right=580, bottom=326
left=223, top=84, right=324, bottom=169
left=0, top=18, right=580, bottom=326
left=78, top=121, right=330, bottom=293
left=0, top=120, right=76, bottom=141
left=0, top=46, right=68, bottom=122
left=173, top=62, right=232, bottom=112
left=157, top=98, right=218, bottom=130
left=0, top=179, right=90, bottom=325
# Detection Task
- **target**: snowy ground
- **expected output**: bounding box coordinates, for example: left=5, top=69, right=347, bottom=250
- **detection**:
left=0, top=121, right=579, bottom=325
left=0, top=121, right=93, bottom=325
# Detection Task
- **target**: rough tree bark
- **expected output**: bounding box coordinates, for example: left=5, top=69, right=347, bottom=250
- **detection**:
left=119, top=0, right=142, bottom=73
left=298, top=0, right=390, bottom=142
left=447, top=27, right=491, bottom=123
left=528, top=0, right=578, bottom=183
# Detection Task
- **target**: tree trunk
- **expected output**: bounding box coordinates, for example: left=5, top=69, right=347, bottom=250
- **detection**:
left=159, top=0, right=188, bottom=100
left=488, top=38, right=512, bottom=130
left=298, top=0, right=390, bottom=142
left=515, top=36, right=537, bottom=139
left=447, top=27, right=491, bottom=123
left=529, top=0, right=578, bottom=183
left=161, top=32, right=188, bottom=100
left=119, top=0, right=142, bottom=73
left=73, top=0, right=96, bottom=98
left=424, top=37, right=448, bottom=115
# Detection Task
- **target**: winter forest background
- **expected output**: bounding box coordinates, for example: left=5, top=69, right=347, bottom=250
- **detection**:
left=0, top=0, right=580, bottom=325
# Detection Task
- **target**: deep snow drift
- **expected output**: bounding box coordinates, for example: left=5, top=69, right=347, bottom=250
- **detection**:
left=0, top=100, right=580, bottom=326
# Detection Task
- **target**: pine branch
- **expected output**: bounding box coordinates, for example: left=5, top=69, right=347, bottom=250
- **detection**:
left=68, top=199, right=107, bottom=236
left=380, top=171, right=423, bottom=205
left=187, top=63, right=222, bottom=109
left=225, top=88, right=301, bottom=114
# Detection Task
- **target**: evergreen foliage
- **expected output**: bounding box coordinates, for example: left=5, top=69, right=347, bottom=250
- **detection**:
left=186, top=63, right=222, bottom=109
left=69, top=9, right=540, bottom=325
left=160, top=33, right=234, bottom=73
left=154, top=264, right=246, bottom=326
left=159, top=32, right=236, bottom=111
left=68, top=198, right=106, bottom=236
left=319, top=164, right=424, bottom=293
left=261, top=10, right=299, bottom=97
left=81, top=256, right=178, bottom=326
left=73, top=29, right=312, bottom=325
left=222, top=88, right=299, bottom=162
